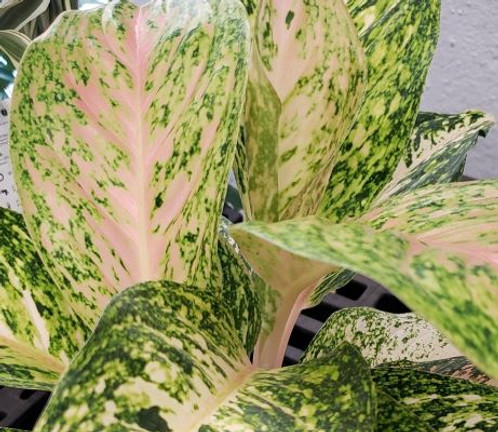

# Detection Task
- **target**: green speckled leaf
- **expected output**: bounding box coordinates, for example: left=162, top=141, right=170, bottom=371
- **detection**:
left=375, top=390, right=435, bottom=432
left=374, top=367, right=498, bottom=431
left=303, top=308, right=460, bottom=367
left=0, top=207, right=88, bottom=390
left=231, top=180, right=498, bottom=378
left=239, top=0, right=259, bottom=25
left=235, top=0, right=366, bottom=222
left=36, top=281, right=375, bottom=431
left=10, top=0, right=250, bottom=328
left=377, top=110, right=495, bottom=201
left=319, top=0, right=440, bottom=221
left=384, top=357, right=498, bottom=387
left=218, top=220, right=262, bottom=354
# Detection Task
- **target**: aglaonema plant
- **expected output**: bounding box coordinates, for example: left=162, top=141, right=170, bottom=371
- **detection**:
left=0, top=0, right=497, bottom=430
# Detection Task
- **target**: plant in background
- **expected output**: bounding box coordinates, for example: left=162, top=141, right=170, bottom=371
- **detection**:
left=0, top=0, right=497, bottom=430
left=0, top=0, right=78, bottom=97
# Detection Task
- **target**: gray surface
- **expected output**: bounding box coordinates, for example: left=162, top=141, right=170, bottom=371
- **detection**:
left=421, top=1, right=498, bottom=179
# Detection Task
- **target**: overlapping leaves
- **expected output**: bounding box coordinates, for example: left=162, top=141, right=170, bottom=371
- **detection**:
left=235, top=0, right=367, bottom=222
left=303, top=306, right=498, bottom=431
left=231, top=180, right=498, bottom=378
left=35, top=281, right=376, bottom=431
left=0, top=207, right=87, bottom=390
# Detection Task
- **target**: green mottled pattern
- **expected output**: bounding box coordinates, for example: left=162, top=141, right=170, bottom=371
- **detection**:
left=0, top=207, right=88, bottom=389
left=236, top=0, right=366, bottom=222
left=303, top=308, right=460, bottom=366
left=218, top=218, right=279, bottom=346
left=202, top=344, right=375, bottom=431
left=374, top=367, right=498, bottom=431
left=375, top=391, right=435, bottom=432
left=363, top=179, right=498, bottom=235
left=231, top=181, right=498, bottom=378
left=386, top=357, right=497, bottom=387
left=239, top=0, right=259, bottom=24
left=36, top=282, right=375, bottom=431
left=377, top=110, right=495, bottom=201
left=218, top=221, right=262, bottom=354
left=319, top=0, right=440, bottom=221
left=35, top=281, right=249, bottom=431
left=308, top=268, right=356, bottom=307
left=10, top=0, right=250, bottom=328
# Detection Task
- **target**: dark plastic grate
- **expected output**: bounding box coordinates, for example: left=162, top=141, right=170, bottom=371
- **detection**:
left=0, top=386, right=50, bottom=429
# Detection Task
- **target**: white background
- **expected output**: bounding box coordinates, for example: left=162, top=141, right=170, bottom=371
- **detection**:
left=421, top=1, right=498, bottom=179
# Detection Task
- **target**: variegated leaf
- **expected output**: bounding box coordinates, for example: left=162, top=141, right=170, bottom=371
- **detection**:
left=303, top=308, right=460, bottom=367
left=230, top=180, right=498, bottom=377
left=235, top=0, right=367, bottom=222
left=35, top=281, right=375, bottom=431
left=227, top=226, right=336, bottom=367
left=308, top=268, right=356, bottom=307
left=319, top=0, right=440, bottom=221
left=218, top=220, right=262, bottom=353
left=0, top=207, right=88, bottom=390
left=376, top=110, right=495, bottom=201
left=385, top=357, right=498, bottom=387
left=375, top=391, right=435, bottom=432
left=239, top=0, right=259, bottom=26
left=10, top=0, right=250, bottom=328
left=373, top=367, right=498, bottom=431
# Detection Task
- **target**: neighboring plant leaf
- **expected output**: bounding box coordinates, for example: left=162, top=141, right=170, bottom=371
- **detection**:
left=10, top=0, right=250, bottom=327
left=235, top=0, right=366, bottom=222
left=35, top=281, right=376, bottom=431
left=0, top=29, right=30, bottom=67
left=319, top=0, right=441, bottom=221
left=385, top=357, right=498, bottom=387
left=303, top=308, right=460, bottom=366
left=218, top=221, right=262, bottom=353
left=373, top=367, right=498, bottom=431
left=0, top=0, right=49, bottom=31
left=0, top=54, right=15, bottom=99
left=23, top=0, right=80, bottom=40
left=231, top=180, right=498, bottom=378
left=0, top=207, right=88, bottom=389
left=377, top=110, right=495, bottom=201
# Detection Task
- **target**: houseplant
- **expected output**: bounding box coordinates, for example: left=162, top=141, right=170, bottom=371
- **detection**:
left=1, top=0, right=497, bottom=430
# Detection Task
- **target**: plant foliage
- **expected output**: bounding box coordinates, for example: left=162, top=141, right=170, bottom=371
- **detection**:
left=0, top=0, right=496, bottom=430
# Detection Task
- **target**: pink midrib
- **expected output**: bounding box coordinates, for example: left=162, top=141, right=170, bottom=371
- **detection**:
left=132, top=7, right=152, bottom=282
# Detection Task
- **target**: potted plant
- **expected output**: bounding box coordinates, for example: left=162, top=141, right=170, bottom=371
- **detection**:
left=1, top=0, right=497, bottom=430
